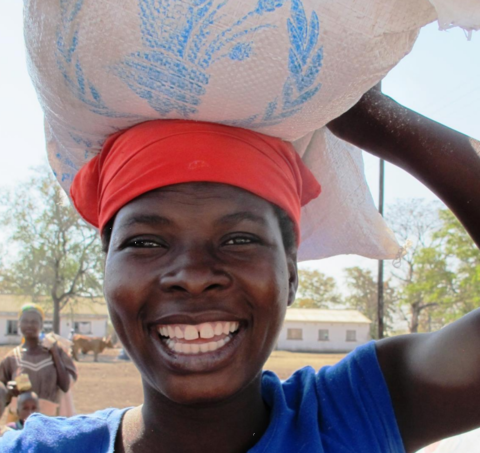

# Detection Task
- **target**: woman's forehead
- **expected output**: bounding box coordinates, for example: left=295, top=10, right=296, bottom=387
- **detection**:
left=20, top=310, right=42, bottom=320
left=114, top=183, right=277, bottom=226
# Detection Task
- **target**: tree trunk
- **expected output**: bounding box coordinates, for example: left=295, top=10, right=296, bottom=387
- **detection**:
left=53, top=298, right=61, bottom=334
left=410, top=302, right=420, bottom=333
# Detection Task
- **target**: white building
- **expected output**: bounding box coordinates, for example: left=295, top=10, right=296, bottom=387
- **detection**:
left=0, top=295, right=110, bottom=345
left=277, top=309, right=372, bottom=353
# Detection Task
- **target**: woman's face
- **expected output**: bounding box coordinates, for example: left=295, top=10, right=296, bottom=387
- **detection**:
left=104, top=183, right=297, bottom=405
left=19, top=311, right=42, bottom=340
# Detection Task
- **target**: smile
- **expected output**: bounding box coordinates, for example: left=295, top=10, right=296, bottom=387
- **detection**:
left=157, top=321, right=240, bottom=355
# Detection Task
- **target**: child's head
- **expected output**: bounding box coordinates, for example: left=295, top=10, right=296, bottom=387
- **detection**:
left=17, top=391, right=39, bottom=422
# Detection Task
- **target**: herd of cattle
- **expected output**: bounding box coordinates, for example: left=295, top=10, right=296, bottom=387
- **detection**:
left=71, top=335, right=115, bottom=362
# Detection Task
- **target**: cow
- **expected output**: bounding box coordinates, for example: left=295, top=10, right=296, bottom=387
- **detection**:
left=71, top=335, right=114, bottom=362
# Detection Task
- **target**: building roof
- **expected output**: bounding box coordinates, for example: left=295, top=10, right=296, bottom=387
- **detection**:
left=284, top=308, right=371, bottom=324
left=0, top=294, right=109, bottom=318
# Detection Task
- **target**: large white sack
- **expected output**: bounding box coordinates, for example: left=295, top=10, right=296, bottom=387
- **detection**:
left=429, top=0, right=480, bottom=31
left=23, top=0, right=479, bottom=261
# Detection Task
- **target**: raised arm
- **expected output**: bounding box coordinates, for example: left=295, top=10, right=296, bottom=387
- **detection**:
left=327, top=86, right=480, bottom=248
left=327, top=88, right=480, bottom=452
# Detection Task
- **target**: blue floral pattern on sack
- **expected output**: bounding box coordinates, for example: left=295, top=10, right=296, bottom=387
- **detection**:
left=229, top=0, right=323, bottom=129
left=114, top=0, right=281, bottom=116
left=55, top=0, right=323, bottom=123
left=55, top=0, right=144, bottom=119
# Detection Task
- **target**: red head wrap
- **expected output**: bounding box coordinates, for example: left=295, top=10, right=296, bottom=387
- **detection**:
left=70, top=120, right=321, bottom=242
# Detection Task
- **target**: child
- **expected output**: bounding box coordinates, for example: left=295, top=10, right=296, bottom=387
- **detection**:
left=2, top=392, right=39, bottom=434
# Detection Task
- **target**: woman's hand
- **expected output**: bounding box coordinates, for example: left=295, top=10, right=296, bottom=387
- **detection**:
left=6, top=381, right=19, bottom=398
left=49, top=344, right=71, bottom=393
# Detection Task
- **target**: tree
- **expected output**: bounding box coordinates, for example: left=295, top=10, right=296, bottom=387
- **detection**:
left=292, top=269, right=342, bottom=308
left=344, top=266, right=397, bottom=338
left=434, top=208, right=480, bottom=319
left=384, top=200, right=480, bottom=333
left=0, top=169, right=104, bottom=333
left=397, top=246, right=455, bottom=333
left=385, top=199, right=452, bottom=333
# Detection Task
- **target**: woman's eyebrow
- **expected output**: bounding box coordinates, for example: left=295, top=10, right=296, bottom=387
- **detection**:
left=217, top=211, right=267, bottom=226
left=119, top=214, right=171, bottom=229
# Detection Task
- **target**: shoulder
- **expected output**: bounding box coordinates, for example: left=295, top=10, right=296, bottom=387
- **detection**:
left=0, top=408, right=129, bottom=452
left=1, top=347, right=20, bottom=361
left=262, top=342, right=380, bottom=406
left=0, top=348, right=19, bottom=372
left=259, top=342, right=404, bottom=452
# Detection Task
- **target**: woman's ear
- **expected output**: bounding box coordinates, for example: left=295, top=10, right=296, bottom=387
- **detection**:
left=287, top=256, right=298, bottom=307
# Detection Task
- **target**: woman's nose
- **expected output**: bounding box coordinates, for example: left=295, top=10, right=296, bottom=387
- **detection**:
left=159, top=248, right=231, bottom=295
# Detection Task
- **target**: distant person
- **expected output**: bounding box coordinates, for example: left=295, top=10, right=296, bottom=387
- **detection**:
left=0, top=304, right=77, bottom=420
left=1, top=392, right=40, bottom=434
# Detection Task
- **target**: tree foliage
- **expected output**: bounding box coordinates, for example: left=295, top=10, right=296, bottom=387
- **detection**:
left=344, top=266, right=397, bottom=338
left=434, top=209, right=480, bottom=318
left=386, top=200, right=479, bottom=333
left=0, top=170, right=104, bottom=333
left=292, top=269, right=342, bottom=308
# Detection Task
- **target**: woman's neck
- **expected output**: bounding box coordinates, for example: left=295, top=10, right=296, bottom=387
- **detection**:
left=22, top=337, right=40, bottom=351
left=118, top=374, right=270, bottom=453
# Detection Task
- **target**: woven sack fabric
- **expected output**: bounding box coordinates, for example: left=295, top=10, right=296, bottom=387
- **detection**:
left=23, top=0, right=480, bottom=261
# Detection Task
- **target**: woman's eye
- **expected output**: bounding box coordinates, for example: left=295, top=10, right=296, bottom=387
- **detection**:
left=224, top=236, right=257, bottom=246
left=127, top=239, right=163, bottom=248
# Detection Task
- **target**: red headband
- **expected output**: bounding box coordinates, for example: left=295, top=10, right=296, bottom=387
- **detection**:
left=70, top=120, right=321, bottom=242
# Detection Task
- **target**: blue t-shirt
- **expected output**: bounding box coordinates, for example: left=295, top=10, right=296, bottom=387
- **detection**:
left=0, top=342, right=405, bottom=452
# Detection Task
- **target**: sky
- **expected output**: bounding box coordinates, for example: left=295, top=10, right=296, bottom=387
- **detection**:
left=0, top=0, right=479, bottom=287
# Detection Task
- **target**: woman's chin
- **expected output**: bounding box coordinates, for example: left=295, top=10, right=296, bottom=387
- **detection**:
left=145, top=370, right=251, bottom=407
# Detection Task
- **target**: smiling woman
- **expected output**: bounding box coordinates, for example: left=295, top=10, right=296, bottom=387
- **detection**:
left=105, top=183, right=294, bottom=408
left=1, top=91, right=480, bottom=453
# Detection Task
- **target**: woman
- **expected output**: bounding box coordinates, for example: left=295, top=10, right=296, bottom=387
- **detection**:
left=0, top=88, right=479, bottom=452
left=0, top=304, right=77, bottom=418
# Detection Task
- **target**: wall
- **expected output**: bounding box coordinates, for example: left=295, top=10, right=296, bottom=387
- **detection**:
left=276, top=321, right=370, bottom=353
left=0, top=315, right=108, bottom=345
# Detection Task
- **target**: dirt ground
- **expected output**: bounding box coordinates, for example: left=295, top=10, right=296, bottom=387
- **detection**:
left=0, top=345, right=345, bottom=416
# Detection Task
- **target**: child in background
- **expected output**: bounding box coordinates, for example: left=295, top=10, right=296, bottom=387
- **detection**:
left=1, top=392, right=39, bottom=434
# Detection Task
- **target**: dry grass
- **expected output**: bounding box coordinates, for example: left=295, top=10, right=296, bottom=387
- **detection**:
left=0, top=345, right=345, bottom=417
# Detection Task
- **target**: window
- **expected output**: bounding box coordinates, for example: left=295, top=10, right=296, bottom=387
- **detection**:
left=43, top=321, right=53, bottom=333
left=287, top=328, right=303, bottom=340
left=74, top=321, right=92, bottom=335
left=318, top=329, right=329, bottom=341
left=346, top=330, right=357, bottom=342
left=6, top=320, right=18, bottom=336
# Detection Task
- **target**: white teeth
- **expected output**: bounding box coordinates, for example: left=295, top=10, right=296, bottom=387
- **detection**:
left=214, top=323, right=223, bottom=336
left=165, top=333, right=234, bottom=355
left=175, top=327, right=184, bottom=339
left=159, top=321, right=240, bottom=344
left=223, top=322, right=230, bottom=335
left=200, top=323, right=214, bottom=339
left=184, top=325, right=199, bottom=340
